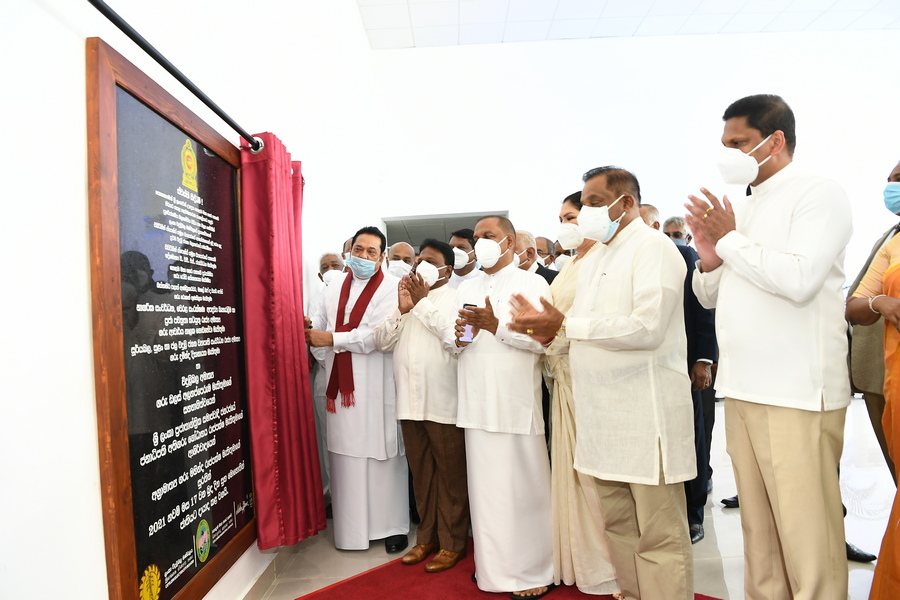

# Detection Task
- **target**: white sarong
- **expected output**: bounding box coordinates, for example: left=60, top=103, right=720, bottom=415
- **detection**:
left=329, top=452, right=409, bottom=550
left=466, top=428, right=552, bottom=592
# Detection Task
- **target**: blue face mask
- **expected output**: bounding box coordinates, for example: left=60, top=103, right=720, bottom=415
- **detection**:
left=671, top=238, right=688, bottom=247
left=884, top=182, right=900, bottom=215
left=346, top=255, right=378, bottom=279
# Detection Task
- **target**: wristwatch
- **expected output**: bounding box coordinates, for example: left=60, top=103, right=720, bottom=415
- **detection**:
left=556, top=318, right=567, bottom=338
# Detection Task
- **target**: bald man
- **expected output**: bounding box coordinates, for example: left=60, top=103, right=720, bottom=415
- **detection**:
left=388, top=242, right=416, bottom=278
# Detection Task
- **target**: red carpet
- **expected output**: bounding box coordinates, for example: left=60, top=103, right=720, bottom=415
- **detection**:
left=297, top=540, right=723, bottom=600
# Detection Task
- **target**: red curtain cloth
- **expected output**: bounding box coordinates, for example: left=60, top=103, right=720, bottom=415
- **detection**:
left=240, top=132, right=325, bottom=549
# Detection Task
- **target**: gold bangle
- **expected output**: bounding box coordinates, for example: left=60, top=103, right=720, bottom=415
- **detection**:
left=869, top=294, right=887, bottom=314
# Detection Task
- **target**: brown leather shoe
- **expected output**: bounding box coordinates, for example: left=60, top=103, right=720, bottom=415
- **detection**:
left=401, top=543, right=437, bottom=565
left=424, top=549, right=466, bottom=573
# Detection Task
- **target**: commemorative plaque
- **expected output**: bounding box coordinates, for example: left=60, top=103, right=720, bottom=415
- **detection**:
left=88, top=38, right=255, bottom=600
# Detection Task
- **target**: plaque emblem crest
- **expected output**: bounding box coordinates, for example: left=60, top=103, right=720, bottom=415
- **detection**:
left=139, top=564, right=161, bottom=600
left=181, top=138, right=198, bottom=192
left=195, top=519, right=211, bottom=562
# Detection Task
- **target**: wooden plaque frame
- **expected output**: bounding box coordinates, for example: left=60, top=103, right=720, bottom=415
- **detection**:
left=86, top=37, right=254, bottom=600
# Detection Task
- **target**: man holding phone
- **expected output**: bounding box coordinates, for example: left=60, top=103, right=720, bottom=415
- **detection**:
left=454, top=216, right=554, bottom=600
left=373, top=239, right=470, bottom=573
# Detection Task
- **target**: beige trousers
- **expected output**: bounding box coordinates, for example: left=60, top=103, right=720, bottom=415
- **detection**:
left=593, top=469, right=693, bottom=600
left=725, top=398, right=847, bottom=600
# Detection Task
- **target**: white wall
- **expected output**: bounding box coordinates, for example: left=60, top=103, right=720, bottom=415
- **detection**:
left=350, top=30, right=900, bottom=280
left=1, top=1, right=898, bottom=599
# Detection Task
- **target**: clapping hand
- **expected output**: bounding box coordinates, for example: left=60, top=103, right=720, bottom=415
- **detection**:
left=685, top=187, right=735, bottom=272
left=508, top=294, right=564, bottom=345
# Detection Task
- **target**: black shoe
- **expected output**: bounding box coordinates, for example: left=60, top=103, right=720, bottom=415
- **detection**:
left=385, top=534, right=409, bottom=554
left=846, top=541, right=876, bottom=563
left=690, top=523, right=705, bottom=544
left=707, top=478, right=713, bottom=495
left=721, top=494, right=739, bottom=508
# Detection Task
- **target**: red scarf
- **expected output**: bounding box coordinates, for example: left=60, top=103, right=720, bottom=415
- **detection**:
left=325, top=269, right=384, bottom=412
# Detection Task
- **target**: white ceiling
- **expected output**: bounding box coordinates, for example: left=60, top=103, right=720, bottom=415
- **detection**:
left=357, top=0, right=900, bottom=49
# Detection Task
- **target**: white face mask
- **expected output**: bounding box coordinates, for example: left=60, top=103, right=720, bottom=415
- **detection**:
left=578, top=195, right=625, bottom=243
left=452, top=247, right=473, bottom=270
left=716, top=134, right=773, bottom=185
left=513, top=250, right=528, bottom=268
left=413, top=261, right=446, bottom=287
left=474, top=236, right=510, bottom=269
left=321, top=269, right=342, bottom=286
left=554, top=254, right=570, bottom=271
left=387, top=260, right=413, bottom=278
left=557, top=222, right=585, bottom=250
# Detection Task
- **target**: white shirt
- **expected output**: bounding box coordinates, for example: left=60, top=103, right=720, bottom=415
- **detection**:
left=456, top=264, right=551, bottom=434
left=692, top=163, right=852, bottom=412
left=373, top=284, right=460, bottom=424
left=563, top=221, right=696, bottom=485
left=449, top=268, right=485, bottom=289
left=310, top=271, right=402, bottom=459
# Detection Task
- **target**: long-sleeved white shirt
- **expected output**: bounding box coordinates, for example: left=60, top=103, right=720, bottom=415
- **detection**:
left=373, top=284, right=460, bottom=424
left=692, top=163, right=852, bottom=411
left=564, top=221, right=696, bottom=485
left=448, top=268, right=485, bottom=289
left=456, top=263, right=551, bottom=434
left=309, top=270, right=402, bottom=459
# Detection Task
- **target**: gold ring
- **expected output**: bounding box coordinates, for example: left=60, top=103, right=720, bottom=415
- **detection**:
left=526, top=328, right=534, bottom=336
left=705, top=206, right=714, bottom=213
left=702, top=213, right=709, bottom=220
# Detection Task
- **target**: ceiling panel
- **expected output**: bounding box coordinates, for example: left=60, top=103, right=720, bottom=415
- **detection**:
left=460, top=21, right=507, bottom=43
left=357, top=0, right=900, bottom=49
left=413, top=24, right=460, bottom=45
left=460, top=0, right=510, bottom=24
left=410, top=1, right=458, bottom=26
left=384, top=211, right=509, bottom=247
left=547, top=18, right=597, bottom=39
left=555, top=0, right=606, bottom=20
left=504, top=20, right=554, bottom=41
left=634, top=14, right=689, bottom=36
left=508, top=0, right=558, bottom=21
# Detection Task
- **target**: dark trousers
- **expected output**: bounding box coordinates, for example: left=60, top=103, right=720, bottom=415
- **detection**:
left=701, top=375, right=717, bottom=480
left=401, top=419, right=470, bottom=553
left=541, top=378, right=551, bottom=454
left=684, top=388, right=709, bottom=525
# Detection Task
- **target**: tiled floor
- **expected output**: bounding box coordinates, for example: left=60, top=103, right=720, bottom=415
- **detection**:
left=255, top=397, right=896, bottom=600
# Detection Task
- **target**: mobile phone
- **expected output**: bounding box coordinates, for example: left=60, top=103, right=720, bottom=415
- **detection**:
left=460, top=304, right=476, bottom=343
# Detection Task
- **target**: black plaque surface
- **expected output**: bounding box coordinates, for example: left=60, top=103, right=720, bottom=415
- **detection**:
left=116, top=87, right=253, bottom=600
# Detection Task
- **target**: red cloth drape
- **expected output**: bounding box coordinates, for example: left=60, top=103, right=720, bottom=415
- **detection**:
left=240, top=132, right=325, bottom=549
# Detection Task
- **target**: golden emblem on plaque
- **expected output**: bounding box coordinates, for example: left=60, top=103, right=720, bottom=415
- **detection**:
left=181, top=138, right=198, bottom=192
left=139, top=564, right=161, bottom=600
